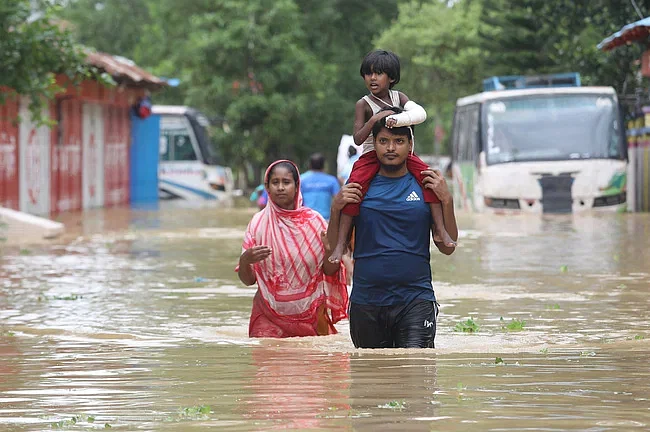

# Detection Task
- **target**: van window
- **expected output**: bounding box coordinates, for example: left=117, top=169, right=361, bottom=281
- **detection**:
left=173, top=133, right=197, bottom=161
left=159, top=115, right=200, bottom=162
left=452, top=104, right=480, bottom=163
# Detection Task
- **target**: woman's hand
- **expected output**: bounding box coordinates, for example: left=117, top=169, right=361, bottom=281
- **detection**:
left=321, top=231, right=332, bottom=255
left=332, top=183, right=363, bottom=211
left=240, top=246, right=272, bottom=266
left=421, top=169, right=452, bottom=204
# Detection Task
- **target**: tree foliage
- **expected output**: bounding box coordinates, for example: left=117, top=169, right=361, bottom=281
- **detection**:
left=0, top=0, right=95, bottom=123
left=479, top=0, right=650, bottom=93
left=58, top=0, right=650, bottom=182
left=61, top=0, right=397, bottom=181
left=376, top=0, right=483, bottom=153
left=62, top=0, right=149, bottom=61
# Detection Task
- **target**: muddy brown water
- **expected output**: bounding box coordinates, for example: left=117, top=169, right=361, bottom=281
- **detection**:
left=1, top=205, right=649, bottom=431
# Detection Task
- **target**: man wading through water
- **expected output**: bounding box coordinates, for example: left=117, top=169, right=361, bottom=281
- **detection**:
left=327, top=110, right=458, bottom=348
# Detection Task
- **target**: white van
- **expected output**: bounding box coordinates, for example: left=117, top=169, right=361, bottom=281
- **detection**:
left=152, top=105, right=234, bottom=201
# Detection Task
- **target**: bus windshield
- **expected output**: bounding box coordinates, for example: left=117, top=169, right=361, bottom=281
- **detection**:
left=483, top=94, right=622, bottom=164
left=189, top=112, right=224, bottom=165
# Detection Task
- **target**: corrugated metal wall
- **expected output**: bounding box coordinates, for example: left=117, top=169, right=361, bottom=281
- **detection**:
left=0, top=95, right=20, bottom=210
left=19, top=98, right=51, bottom=214
left=0, top=79, right=143, bottom=216
left=104, top=104, right=130, bottom=207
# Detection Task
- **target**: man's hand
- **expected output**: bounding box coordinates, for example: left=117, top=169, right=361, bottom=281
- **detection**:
left=240, top=246, right=271, bottom=266
left=421, top=169, right=452, bottom=204
left=332, top=183, right=363, bottom=211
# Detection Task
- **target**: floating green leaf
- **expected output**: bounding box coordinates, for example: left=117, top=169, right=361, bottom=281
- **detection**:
left=501, top=317, right=526, bottom=331
left=175, top=405, right=212, bottom=420
left=454, top=318, right=479, bottom=333
left=495, top=357, right=504, bottom=364
left=378, top=400, right=406, bottom=410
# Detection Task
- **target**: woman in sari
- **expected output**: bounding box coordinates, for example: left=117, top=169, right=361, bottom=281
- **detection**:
left=237, top=160, right=349, bottom=338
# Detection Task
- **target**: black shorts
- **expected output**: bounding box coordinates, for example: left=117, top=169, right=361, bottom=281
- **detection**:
left=349, top=299, right=439, bottom=348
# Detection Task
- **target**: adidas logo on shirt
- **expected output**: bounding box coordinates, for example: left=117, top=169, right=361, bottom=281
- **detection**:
left=406, top=191, right=421, bottom=202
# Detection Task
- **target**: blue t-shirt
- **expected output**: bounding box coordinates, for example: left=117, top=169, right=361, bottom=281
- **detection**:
left=300, top=171, right=341, bottom=220
left=352, top=173, right=435, bottom=306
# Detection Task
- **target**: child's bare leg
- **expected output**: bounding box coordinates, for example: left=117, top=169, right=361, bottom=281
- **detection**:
left=342, top=251, right=354, bottom=285
left=329, top=213, right=353, bottom=264
left=430, top=202, right=456, bottom=247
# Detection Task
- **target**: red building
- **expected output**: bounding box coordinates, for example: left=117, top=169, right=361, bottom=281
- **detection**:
left=0, top=51, right=165, bottom=215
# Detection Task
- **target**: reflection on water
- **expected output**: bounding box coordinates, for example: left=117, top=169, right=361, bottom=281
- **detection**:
left=1, top=207, right=649, bottom=430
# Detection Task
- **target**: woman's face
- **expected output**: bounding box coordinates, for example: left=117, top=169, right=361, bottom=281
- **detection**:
left=266, top=166, right=297, bottom=210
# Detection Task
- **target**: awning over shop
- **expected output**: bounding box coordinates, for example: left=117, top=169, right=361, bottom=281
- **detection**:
left=85, top=50, right=167, bottom=90
left=598, top=17, right=650, bottom=51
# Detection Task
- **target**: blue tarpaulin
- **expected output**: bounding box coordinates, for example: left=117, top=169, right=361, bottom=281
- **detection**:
left=597, top=17, right=650, bottom=51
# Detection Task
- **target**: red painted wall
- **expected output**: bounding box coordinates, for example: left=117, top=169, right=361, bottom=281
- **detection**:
left=0, top=95, right=20, bottom=210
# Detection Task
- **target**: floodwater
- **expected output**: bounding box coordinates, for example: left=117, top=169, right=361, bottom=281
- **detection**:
left=1, top=204, right=650, bottom=431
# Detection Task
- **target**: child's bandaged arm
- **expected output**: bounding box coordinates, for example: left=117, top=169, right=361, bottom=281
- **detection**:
left=386, top=100, right=427, bottom=127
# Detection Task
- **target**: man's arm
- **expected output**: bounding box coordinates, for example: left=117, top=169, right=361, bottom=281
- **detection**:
left=422, top=169, right=458, bottom=255
left=433, top=197, right=458, bottom=255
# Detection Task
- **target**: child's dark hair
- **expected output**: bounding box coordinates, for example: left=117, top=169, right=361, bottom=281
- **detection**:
left=360, top=50, right=400, bottom=88
left=372, top=107, right=413, bottom=141
left=266, top=161, right=299, bottom=184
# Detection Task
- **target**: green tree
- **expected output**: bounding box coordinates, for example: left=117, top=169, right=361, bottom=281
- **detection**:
left=376, top=0, right=483, bottom=154
left=61, top=0, right=150, bottom=61
left=172, top=0, right=324, bottom=178
left=61, top=0, right=399, bottom=181
left=479, top=0, right=650, bottom=94
left=0, top=0, right=95, bottom=123
left=136, top=0, right=399, bottom=182
left=479, top=0, right=558, bottom=76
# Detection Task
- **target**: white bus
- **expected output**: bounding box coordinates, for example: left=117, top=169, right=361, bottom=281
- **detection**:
left=450, top=78, right=627, bottom=214
left=153, top=105, right=234, bottom=201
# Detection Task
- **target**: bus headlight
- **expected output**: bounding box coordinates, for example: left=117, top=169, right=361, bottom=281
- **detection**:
left=593, top=192, right=626, bottom=207
left=484, top=197, right=521, bottom=209
left=209, top=177, right=226, bottom=191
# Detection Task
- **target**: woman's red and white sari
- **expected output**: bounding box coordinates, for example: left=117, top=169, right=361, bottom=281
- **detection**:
left=238, top=160, right=348, bottom=338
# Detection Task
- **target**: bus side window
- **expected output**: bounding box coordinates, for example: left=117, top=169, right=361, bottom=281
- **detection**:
left=468, top=105, right=480, bottom=164
left=452, top=110, right=462, bottom=161
left=456, top=109, right=469, bottom=161
left=173, top=133, right=198, bottom=161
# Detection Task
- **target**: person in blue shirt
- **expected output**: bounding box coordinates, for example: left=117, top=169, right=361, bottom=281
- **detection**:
left=327, top=109, right=458, bottom=348
left=300, top=153, right=341, bottom=221
left=249, top=184, right=268, bottom=210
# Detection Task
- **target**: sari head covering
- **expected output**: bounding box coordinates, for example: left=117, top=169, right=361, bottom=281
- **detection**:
left=239, top=160, right=348, bottom=338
